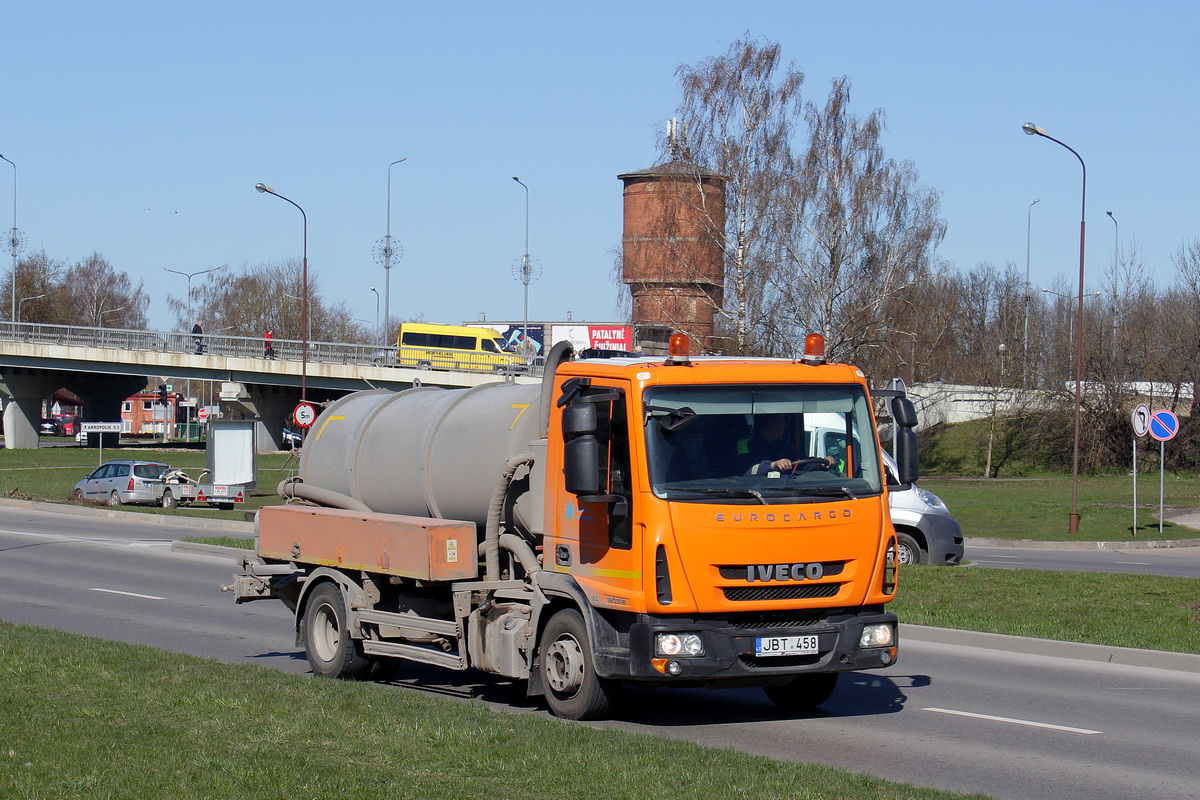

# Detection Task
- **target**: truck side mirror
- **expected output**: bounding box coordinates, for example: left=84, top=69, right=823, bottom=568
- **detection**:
left=891, top=397, right=920, bottom=485
left=562, top=404, right=602, bottom=495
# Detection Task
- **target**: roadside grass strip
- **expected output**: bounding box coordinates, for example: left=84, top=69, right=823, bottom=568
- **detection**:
left=0, top=621, right=995, bottom=800
left=894, top=565, right=1200, bottom=653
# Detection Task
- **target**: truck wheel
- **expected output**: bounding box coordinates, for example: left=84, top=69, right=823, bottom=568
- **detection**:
left=303, top=583, right=374, bottom=680
left=161, top=491, right=178, bottom=509
left=764, top=672, right=840, bottom=711
left=108, top=491, right=122, bottom=507
left=538, top=608, right=615, bottom=720
left=895, top=532, right=924, bottom=566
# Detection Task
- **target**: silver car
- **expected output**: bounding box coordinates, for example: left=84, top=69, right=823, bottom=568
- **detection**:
left=73, top=460, right=170, bottom=506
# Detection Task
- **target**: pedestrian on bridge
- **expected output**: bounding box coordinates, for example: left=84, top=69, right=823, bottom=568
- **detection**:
left=192, top=322, right=204, bottom=355
left=264, top=329, right=275, bottom=359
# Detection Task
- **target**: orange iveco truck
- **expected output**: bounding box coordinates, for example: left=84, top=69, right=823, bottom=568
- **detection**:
left=229, top=333, right=920, bottom=720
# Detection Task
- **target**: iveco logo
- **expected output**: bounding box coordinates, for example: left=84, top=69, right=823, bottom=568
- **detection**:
left=747, top=562, right=824, bottom=583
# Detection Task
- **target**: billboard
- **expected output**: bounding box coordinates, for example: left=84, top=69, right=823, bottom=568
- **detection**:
left=500, top=324, right=545, bottom=356
left=556, top=325, right=632, bottom=351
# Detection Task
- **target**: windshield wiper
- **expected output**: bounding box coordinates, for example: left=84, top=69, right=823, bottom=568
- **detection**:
left=668, top=487, right=770, bottom=504
left=790, top=485, right=859, bottom=500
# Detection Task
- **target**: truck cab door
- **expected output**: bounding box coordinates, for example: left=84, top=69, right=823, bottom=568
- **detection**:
left=558, top=381, right=639, bottom=601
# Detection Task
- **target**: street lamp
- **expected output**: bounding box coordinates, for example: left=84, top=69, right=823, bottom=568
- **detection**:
left=162, top=266, right=224, bottom=327
left=1041, top=288, right=1100, bottom=347
left=1024, top=198, right=1040, bottom=387
left=99, top=306, right=126, bottom=329
left=1023, top=122, right=1087, bottom=535
left=370, top=286, right=380, bottom=346
left=0, top=154, right=23, bottom=324
left=1107, top=211, right=1119, bottom=362
left=256, top=183, right=308, bottom=401
left=513, top=176, right=531, bottom=352
left=18, top=293, right=46, bottom=322
left=377, top=158, right=406, bottom=348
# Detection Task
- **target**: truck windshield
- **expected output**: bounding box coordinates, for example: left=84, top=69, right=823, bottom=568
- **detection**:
left=643, top=384, right=882, bottom=504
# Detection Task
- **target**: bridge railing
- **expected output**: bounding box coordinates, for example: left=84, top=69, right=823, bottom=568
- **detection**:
left=0, top=322, right=542, bottom=377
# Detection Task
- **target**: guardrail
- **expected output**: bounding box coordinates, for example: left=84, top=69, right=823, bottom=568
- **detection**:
left=0, top=321, right=541, bottom=377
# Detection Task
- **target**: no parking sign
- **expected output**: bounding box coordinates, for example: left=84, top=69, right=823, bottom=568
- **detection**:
left=1149, top=409, right=1179, bottom=442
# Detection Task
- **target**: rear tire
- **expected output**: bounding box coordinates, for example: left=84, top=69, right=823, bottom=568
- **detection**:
left=108, top=491, right=122, bottom=507
left=538, top=608, right=616, bottom=720
left=303, top=582, right=374, bottom=680
left=764, top=672, right=840, bottom=711
left=895, top=531, right=925, bottom=565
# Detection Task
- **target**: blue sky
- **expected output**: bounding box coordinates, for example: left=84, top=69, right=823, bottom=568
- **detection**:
left=3, top=1, right=1198, bottom=334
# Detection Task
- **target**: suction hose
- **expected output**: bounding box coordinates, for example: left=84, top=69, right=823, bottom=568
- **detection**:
left=484, top=452, right=534, bottom=580
left=276, top=476, right=372, bottom=513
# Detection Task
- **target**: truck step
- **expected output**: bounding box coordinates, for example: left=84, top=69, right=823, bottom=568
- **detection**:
left=356, top=608, right=459, bottom=639
left=362, top=639, right=466, bottom=670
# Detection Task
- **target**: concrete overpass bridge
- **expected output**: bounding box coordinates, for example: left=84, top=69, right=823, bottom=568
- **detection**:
left=0, top=322, right=537, bottom=450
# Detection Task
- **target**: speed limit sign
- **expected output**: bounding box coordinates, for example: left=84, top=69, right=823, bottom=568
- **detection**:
left=293, top=402, right=317, bottom=428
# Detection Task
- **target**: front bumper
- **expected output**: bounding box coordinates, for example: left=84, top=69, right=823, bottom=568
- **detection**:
left=593, top=607, right=898, bottom=686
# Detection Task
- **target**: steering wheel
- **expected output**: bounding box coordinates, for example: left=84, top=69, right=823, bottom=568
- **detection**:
left=788, top=457, right=831, bottom=473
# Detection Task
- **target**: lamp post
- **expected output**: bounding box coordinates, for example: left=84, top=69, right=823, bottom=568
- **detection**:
left=1107, top=211, right=1119, bottom=363
left=99, top=305, right=125, bottom=329
left=0, top=154, right=21, bottom=324
left=1023, top=122, right=1087, bottom=535
left=18, top=293, right=46, bottom=322
left=1024, top=198, right=1040, bottom=387
left=1041, top=288, right=1099, bottom=364
left=512, top=176, right=530, bottom=352
left=256, top=183, right=308, bottom=401
left=370, top=286, right=380, bottom=346
left=380, top=158, right=406, bottom=347
left=162, top=266, right=223, bottom=328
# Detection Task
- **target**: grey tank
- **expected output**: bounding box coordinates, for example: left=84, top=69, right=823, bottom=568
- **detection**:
left=298, top=382, right=546, bottom=533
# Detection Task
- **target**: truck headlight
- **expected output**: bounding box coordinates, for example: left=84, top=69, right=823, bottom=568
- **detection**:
left=655, top=632, right=705, bottom=657
left=859, top=623, right=894, bottom=649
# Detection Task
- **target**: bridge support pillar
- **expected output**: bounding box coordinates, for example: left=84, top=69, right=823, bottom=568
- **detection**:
left=0, top=370, right=61, bottom=449
left=246, top=384, right=301, bottom=451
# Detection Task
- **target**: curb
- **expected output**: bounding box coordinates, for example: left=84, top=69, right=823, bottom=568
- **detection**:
left=0, top=497, right=256, bottom=534
left=901, top=623, right=1200, bottom=674
left=965, top=536, right=1200, bottom=551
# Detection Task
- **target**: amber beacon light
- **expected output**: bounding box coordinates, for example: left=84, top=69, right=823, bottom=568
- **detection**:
left=801, top=333, right=826, bottom=365
left=666, top=333, right=691, bottom=365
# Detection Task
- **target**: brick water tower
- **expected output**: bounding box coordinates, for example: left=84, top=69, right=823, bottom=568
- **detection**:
left=618, top=156, right=726, bottom=353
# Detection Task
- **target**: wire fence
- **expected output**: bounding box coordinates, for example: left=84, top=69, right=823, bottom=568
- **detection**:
left=0, top=322, right=542, bottom=377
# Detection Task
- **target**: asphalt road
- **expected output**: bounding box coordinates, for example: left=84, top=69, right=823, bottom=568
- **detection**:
left=2, top=504, right=1199, bottom=800
left=966, top=542, right=1200, bottom=577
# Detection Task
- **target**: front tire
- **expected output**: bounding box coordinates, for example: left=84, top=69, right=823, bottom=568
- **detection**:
left=303, top=582, right=374, bottom=680
left=764, top=672, right=840, bottom=711
left=895, top=531, right=925, bottom=565
left=538, top=608, right=616, bottom=720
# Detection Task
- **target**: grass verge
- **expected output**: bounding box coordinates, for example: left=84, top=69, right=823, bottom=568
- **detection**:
left=0, top=621, right=991, bottom=800
left=893, top=564, right=1200, bottom=652
left=0, top=446, right=299, bottom=521
left=921, top=474, right=1200, bottom=541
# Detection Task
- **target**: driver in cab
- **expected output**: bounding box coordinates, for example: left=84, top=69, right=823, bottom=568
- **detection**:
left=738, top=415, right=835, bottom=476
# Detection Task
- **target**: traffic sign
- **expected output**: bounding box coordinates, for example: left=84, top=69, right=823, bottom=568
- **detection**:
left=1149, top=409, right=1179, bottom=442
left=293, top=402, right=317, bottom=428
left=80, top=422, right=123, bottom=433
left=1131, top=403, right=1150, bottom=438
left=198, top=407, right=210, bottom=421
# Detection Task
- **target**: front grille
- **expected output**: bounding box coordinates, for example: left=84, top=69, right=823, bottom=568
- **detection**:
left=718, top=561, right=846, bottom=581
left=722, top=583, right=842, bottom=602
left=727, top=611, right=830, bottom=630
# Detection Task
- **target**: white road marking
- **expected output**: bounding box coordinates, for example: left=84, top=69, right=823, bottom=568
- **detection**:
left=979, top=554, right=1020, bottom=559
left=88, top=587, right=166, bottom=601
left=1114, top=561, right=1152, bottom=566
left=923, top=707, right=1102, bottom=735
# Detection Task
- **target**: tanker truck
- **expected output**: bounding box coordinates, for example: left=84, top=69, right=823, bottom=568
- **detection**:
left=228, top=333, right=919, bottom=720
